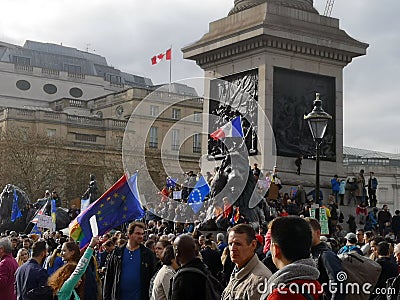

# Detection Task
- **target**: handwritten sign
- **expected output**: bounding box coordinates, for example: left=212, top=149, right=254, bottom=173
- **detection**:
left=173, top=191, right=182, bottom=200
left=37, top=215, right=55, bottom=232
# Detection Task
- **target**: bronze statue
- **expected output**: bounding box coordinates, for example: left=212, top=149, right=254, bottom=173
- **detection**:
left=82, top=174, right=99, bottom=204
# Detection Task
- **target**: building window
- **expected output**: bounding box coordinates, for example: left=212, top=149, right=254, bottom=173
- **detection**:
left=43, top=84, right=57, bottom=94
left=193, top=111, right=202, bottom=122
left=149, top=127, right=158, bottom=148
left=172, top=108, right=181, bottom=120
left=115, top=105, right=124, bottom=117
left=69, top=87, right=83, bottom=98
left=16, top=80, right=31, bottom=91
left=63, top=64, right=82, bottom=74
left=12, top=56, right=30, bottom=66
left=46, top=129, right=56, bottom=137
left=150, top=105, right=159, bottom=117
left=104, top=73, right=122, bottom=83
left=75, top=133, right=96, bottom=142
left=171, top=129, right=180, bottom=151
left=193, top=133, right=201, bottom=153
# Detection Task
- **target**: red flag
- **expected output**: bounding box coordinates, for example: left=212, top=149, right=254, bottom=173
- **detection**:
left=151, top=48, right=172, bottom=65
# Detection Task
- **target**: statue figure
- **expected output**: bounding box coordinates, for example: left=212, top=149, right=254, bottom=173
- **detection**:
left=209, top=150, right=263, bottom=228
left=0, top=184, right=71, bottom=233
left=82, top=174, right=99, bottom=204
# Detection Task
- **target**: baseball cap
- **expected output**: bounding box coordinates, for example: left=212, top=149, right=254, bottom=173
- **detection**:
left=345, top=232, right=357, bottom=242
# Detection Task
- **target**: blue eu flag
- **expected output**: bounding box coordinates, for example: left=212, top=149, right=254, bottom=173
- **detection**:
left=11, top=189, right=22, bottom=222
left=188, top=176, right=210, bottom=214
left=70, top=173, right=145, bottom=249
left=166, top=177, right=177, bottom=189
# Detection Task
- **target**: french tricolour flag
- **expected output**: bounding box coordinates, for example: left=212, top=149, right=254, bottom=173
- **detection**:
left=210, top=116, right=244, bottom=141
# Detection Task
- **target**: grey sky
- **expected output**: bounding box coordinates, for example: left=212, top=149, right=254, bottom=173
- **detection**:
left=0, top=0, right=398, bottom=153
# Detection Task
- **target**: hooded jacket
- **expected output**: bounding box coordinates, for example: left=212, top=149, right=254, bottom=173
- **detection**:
left=263, top=258, right=323, bottom=300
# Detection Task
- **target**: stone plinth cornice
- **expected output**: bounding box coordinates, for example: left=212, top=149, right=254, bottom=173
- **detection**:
left=182, top=2, right=368, bottom=67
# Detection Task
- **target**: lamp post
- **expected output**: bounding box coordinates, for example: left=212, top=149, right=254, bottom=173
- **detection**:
left=304, top=93, right=332, bottom=206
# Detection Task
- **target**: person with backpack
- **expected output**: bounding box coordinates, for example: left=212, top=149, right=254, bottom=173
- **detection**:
left=306, top=218, right=346, bottom=300
left=337, top=233, right=363, bottom=255
left=170, top=234, right=221, bottom=300
left=263, top=216, right=324, bottom=300
left=222, top=224, right=272, bottom=300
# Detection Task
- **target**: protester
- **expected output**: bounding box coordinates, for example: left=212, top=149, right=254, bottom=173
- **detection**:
left=264, top=216, right=323, bottom=299
left=170, top=234, right=209, bottom=300
left=306, top=217, right=345, bottom=300
left=0, top=238, right=19, bottom=300
left=337, top=233, right=363, bottom=255
left=16, top=248, right=30, bottom=266
left=222, top=224, right=272, bottom=300
left=15, top=240, right=49, bottom=300
left=200, top=239, right=223, bottom=278
left=48, top=237, right=100, bottom=300
left=43, top=247, right=63, bottom=276
left=372, top=241, right=398, bottom=299
left=151, top=245, right=179, bottom=300
left=103, top=221, right=155, bottom=300
left=149, top=239, right=171, bottom=299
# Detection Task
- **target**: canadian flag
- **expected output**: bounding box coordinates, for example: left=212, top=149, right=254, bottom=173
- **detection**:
left=151, top=48, right=172, bottom=65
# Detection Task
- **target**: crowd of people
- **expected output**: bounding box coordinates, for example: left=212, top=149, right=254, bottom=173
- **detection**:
left=0, top=164, right=397, bottom=300
left=0, top=210, right=399, bottom=300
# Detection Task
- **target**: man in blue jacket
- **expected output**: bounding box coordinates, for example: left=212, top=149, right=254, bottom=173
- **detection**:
left=15, top=240, right=48, bottom=300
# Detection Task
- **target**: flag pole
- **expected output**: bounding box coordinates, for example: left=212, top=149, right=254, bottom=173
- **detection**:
left=169, top=45, right=172, bottom=92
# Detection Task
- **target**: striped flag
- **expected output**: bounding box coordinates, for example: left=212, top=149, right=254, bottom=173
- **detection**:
left=31, top=203, right=47, bottom=224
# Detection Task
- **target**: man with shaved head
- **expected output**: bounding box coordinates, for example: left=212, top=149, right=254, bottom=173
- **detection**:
left=170, top=234, right=208, bottom=300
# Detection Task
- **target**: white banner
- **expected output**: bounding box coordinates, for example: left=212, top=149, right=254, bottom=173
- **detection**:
left=37, top=214, right=55, bottom=232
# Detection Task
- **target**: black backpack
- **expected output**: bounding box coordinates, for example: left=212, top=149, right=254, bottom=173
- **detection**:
left=173, top=267, right=224, bottom=300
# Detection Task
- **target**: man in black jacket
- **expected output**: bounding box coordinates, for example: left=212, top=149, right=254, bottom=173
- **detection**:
left=170, top=234, right=208, bottom=300
left=306, top=217, right=346, bottom=300
left=103, top=222, right=155, bottom=300
left=200, top=239, right=223, bottom=278
left=373, top=241, right=398, bottom=300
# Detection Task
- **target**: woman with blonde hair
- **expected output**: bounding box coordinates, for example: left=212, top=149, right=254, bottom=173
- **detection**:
left=16, top=248, right=30, bottom=266
left=48, top=237, right=99, bottom=300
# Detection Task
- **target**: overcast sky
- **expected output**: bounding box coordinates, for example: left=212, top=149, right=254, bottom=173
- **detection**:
left=1, top=0, right=399, bottom=154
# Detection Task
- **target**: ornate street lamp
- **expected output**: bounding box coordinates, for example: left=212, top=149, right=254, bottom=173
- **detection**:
left=304, top=93, right=332, bottom=206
